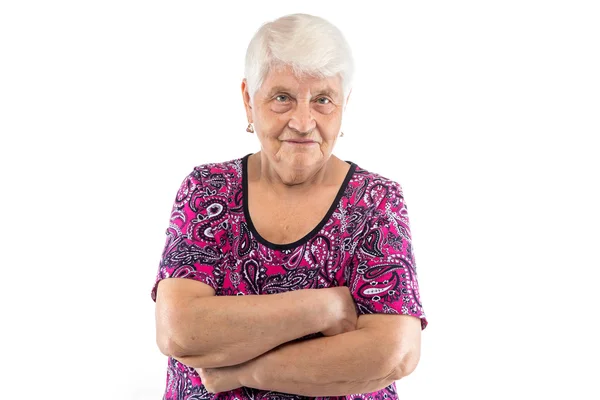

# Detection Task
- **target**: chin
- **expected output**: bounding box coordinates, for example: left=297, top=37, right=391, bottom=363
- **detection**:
left=285, top=152, right=322, bottom=168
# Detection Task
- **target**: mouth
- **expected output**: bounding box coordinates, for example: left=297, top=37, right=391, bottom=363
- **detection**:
left=285, top=140, right=318, bottom=145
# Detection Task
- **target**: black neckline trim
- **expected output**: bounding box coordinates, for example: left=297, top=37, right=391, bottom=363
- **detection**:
left=242, top=153, right=357, bottom=251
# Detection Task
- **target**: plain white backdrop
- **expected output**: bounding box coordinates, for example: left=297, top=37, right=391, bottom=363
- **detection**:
left=1, top=1, right=599, bottom=399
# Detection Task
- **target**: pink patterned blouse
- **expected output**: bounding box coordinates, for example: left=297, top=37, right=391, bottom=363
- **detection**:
left=151, top=153, right=428, bottom=400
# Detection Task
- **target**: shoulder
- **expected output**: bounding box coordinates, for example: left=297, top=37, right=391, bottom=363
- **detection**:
left=350, top=163, right=406, bottom=209
left=189, top=156, right=244, bottom=186
left=172, top=156, right=244, bottom=211
left=175, top=156, right=245, bottom=200
left=350, top=165, right=414, bottom=253
left=171, top=156, right=244, bottom=245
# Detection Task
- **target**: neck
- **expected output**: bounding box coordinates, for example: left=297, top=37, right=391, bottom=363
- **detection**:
left=248, top=152, right=341, bottom=196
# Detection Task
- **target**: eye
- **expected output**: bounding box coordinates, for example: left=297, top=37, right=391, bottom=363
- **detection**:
left=317, top=97, right=331, bottom=105
left=275, top=95, right=289, bottom=102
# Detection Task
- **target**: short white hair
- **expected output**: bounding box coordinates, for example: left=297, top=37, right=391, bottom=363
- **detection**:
left=244, top=13, right=354, bottom=107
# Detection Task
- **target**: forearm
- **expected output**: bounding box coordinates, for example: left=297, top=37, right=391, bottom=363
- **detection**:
left=167, top=289, right=334, bottom=367
left=237, top=327, right=403, bottom=396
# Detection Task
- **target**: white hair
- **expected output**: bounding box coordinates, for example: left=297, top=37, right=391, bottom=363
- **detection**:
left=244, top=13, right=355, bottom=107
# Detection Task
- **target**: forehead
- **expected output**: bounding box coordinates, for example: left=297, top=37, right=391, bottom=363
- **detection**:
left=260, top=65, right=341, bottom=97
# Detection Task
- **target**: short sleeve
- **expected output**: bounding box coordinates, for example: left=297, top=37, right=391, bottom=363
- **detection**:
left=346, top=181, right=428, bottom=330
left=150, top=169, right=225, bottom=302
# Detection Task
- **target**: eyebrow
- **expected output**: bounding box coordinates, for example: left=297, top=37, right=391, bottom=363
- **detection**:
left=266, top=86, right=339, bottom=99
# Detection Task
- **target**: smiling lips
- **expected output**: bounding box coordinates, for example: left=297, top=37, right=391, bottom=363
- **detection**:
left=285, top=140, right=317, bottom=145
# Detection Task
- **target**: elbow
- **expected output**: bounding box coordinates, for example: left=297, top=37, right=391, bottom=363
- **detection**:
left=155, top=305, right=193, bottom=358
left=156, top=319, right=188, bottom=358
left=156, top=326, right=229, bottom=368
left=157, top=332, right=187, bottom=358
left=388, top=349, right=421, bottom=381
left=154, top=293, right=227, bottom=366
left=157, top=332, right=222, bottom=367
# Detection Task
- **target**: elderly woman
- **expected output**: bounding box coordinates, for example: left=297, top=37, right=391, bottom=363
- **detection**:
left=151, top=13, right=428, bottom=400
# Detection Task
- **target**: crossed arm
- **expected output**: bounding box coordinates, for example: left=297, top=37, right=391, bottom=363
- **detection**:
left=155, top=278, right=421, bottom=396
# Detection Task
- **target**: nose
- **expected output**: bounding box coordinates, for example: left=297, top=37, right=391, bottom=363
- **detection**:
left=288, top=100, right=316, bottom=134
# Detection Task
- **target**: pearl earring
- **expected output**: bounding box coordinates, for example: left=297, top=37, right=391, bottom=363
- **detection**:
left=246, top=123, right=254, bottom=133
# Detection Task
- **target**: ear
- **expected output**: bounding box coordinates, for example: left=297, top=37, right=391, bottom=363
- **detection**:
left=241, top=79, right=253, bottom=122
left=344, top=88, right=352, bottom=111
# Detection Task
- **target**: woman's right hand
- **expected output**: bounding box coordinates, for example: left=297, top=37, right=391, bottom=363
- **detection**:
left=321, top=286, right=358, bottom=336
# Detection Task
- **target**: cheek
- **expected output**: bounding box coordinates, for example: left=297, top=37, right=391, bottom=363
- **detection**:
left=258, top=117, right=286, bottom=138
left=320, top=116, right=341, bottom=135
left=321, top=130, right=340, bottom=144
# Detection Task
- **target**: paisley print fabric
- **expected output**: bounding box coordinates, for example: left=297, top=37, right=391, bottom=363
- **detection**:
left=151, top=153, right=428, bottom=400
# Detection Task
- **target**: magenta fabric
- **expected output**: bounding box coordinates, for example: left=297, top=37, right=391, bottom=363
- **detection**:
left=151, top=154, right=428, bottom=400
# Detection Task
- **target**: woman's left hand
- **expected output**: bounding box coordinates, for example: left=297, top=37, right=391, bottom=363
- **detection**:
left=196, top=366, right=244, bottom=394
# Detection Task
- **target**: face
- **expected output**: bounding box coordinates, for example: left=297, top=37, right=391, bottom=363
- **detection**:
left=242, top=64, right=351, bottom=181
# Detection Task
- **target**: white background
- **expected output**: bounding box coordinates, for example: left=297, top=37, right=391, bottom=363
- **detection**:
left=1, top=1, right=599, bottom=399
